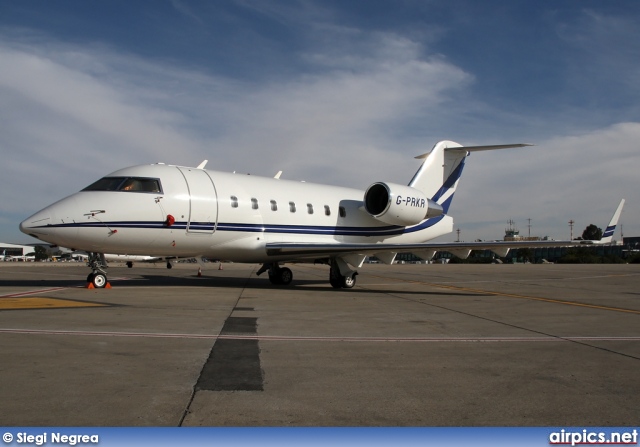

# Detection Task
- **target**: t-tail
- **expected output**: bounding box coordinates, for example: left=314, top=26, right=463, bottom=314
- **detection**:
left=599, top=199, right=625, bottom=243
left=408, top=141, right=533, bottom=213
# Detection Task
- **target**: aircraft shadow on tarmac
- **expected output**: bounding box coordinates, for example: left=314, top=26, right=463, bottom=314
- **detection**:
left=131, top=274, right=494, bottom=297
left=0, top=275, right=491, bottom=297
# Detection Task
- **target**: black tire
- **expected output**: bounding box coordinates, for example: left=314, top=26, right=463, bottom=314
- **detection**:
left=126, top=262, right=133, bottom=268
left=279, top=267, right=293, bottom=285
left=268, top=271, right=282, bottom=285
left=87, top=273, right=95, bottom=283
left=167, top=262, right=173, bottom=269
left=329, top=268, right=343, bottom=288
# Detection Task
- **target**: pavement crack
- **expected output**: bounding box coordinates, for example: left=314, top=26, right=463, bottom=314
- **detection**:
left=358, top=282, right=640, bottom=363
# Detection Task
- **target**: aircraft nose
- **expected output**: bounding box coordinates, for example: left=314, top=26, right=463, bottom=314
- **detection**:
left=19, top=209, right=51, bottom=238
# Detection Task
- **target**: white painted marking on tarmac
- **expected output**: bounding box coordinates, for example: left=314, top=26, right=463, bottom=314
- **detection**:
left=0, top=276, right=133, bottom=298
left=0, top=287, right=74, bottom=298
left=1, top=328, right=639, bottom=343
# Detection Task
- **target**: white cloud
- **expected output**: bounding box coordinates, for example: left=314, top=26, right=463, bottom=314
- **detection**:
left=449, top=122, right=640, bottom=241
left=0, top=30, right=470, bottom=241
left=0, top=24, right=637, bottom=245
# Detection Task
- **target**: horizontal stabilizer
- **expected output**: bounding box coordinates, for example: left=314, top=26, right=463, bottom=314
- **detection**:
left=414, top=143, right=533, bottom=159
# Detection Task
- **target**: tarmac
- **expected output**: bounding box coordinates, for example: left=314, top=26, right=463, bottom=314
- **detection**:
left=0, top=261, right=639, bottom=426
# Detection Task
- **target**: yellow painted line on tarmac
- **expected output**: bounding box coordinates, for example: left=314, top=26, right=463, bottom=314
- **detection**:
left=368, top=274, right=640, bottom=315
left=0, top=297, right=107, bottom=311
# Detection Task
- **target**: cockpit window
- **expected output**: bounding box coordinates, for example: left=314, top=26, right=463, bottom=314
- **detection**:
left=82, top=177, right=162, bottom=193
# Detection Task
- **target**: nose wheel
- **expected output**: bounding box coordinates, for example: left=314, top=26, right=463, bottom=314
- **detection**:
left=87, top=272, right=108, bottom=288
left=86, top=252, right=109, bottom=288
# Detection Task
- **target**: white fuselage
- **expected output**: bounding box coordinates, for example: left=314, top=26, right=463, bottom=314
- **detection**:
left=20, top=163, right=453, bottom=262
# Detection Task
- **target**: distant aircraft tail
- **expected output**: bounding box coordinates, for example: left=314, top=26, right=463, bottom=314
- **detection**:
left=408, top=141, right=532, bottom=213
left=599, top=199, right=625, bottom=243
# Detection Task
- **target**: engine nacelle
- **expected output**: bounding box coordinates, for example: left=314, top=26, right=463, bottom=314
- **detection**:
left=364, top=182, right=443, bottom=226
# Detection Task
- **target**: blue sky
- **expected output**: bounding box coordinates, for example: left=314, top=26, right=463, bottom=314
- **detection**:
left=1, top=0, right=638, bottom=243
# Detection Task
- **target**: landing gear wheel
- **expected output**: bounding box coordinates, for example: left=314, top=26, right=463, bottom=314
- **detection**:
left=342, top=273, right=357, bottom=289
left=329, top=268, right=357, bottom=289
left=268, top=267, right=293, bottom=285
left=92, top=273, right=107, bottom=288
left=166, top=262, right=173, bottom=269
left=279, top=267, right=293, bottom=285
left=85, top=253, right=108, bottom=288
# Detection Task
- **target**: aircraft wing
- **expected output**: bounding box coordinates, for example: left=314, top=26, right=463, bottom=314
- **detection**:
left=266, top=199, right=625, bottom=264
left=265, top=239, right=601, bottom=262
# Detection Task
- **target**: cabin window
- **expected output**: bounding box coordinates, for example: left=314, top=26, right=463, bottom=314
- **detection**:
left=270, top=200, right=278, bottom=211
left=339, top=206, right=346, bottom=218
left=82, top=177, right=162, bottom=193
left=230, top=196, right=239, bottom=208
left=251, top=198, right=259, bottom=210
left=324, top=205, right=331, bottom=216
left=289, top=201, right=296, bottom=213
left=307, top=203, right=314, bottom=214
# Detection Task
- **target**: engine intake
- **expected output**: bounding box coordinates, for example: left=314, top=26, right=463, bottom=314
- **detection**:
left=364, top=182, right=443, bottom=226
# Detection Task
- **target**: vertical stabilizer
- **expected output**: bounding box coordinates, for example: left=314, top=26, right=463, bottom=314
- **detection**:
left=599, top=199, right=625, bottom=243
left=408, top=141, right=466, bottom=213
left=408, top=141, right=533, bottom=214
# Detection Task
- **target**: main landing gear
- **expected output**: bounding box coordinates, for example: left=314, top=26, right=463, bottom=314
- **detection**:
left=257, top=261, right=357, bottom=289
left=329, top=267, right=357, bottom=289
left=87, top=252, right=109, bottom=288
left=257, top=263, right=293, bottom=285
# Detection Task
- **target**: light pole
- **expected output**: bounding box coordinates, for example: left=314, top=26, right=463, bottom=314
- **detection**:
left=568, top=219, right=574, bottom=240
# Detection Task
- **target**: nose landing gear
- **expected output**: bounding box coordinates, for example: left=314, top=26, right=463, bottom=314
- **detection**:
left=86, top=253, right=110, bottom=288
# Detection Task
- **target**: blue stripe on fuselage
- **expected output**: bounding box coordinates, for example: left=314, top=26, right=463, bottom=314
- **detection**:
left=31, top=215, right=446, bottom=238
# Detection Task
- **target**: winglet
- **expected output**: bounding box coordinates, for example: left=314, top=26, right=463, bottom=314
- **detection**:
left=599, top=199, right=625, bottom=243
left=197, top=160, right=208, bottom=169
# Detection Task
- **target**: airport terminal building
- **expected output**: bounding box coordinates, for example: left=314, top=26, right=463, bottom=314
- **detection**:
left=0, top=243, right=37, bottom=259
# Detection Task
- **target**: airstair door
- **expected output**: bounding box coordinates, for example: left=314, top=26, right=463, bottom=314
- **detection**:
left=178, top=167, right=218, bottom=234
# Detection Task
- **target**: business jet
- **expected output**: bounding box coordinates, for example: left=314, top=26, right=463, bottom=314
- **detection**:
left=19, top=140, right=623, bottom=288
left=6, top=254, right=36, bottom=262
left=103, top=254, right=168, bottom=268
